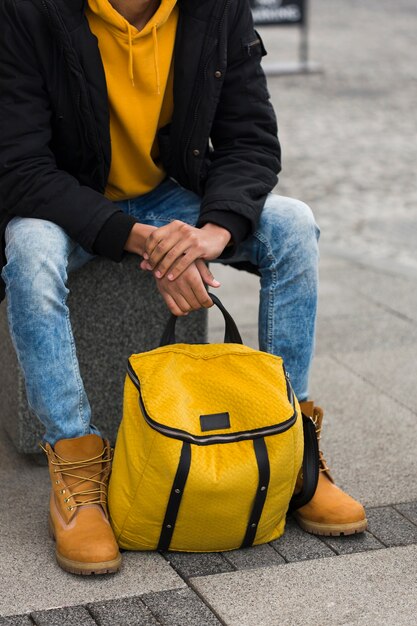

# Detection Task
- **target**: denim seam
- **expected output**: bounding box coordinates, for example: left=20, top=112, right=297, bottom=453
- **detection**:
left=4, top=277, right=39, bottom=422
left=253, top=229, right=278, bottom=354
left=62, top=289, right=89, bottom=435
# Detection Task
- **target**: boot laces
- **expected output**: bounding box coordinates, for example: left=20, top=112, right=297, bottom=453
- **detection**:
left=313, top=416, right=331, bottom=474
left=41, top=445, right=112, bottom=510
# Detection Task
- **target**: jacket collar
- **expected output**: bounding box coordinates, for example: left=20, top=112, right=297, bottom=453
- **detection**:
left=38, top=0, right=86, bottom=32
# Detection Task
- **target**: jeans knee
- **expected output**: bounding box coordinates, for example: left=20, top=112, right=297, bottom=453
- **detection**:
left=2, top=218, right=71, bottom=300
left=292, top=199, right=319, bottom=238
left=260, top=196, right=319, bottom=253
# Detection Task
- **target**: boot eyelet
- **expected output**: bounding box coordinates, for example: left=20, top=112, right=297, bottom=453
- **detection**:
left=64, top=498, right=68, bottom=503
left=67, top=506, right=73, bottom=511
left=60, top=489, right=66, bottom=495
left=55, top=480, right=60, bottom=485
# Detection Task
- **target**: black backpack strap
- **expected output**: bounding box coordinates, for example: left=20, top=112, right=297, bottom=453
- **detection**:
left=159, top=293, right=243, bottom=346
left=288, top=413, right=320, bottom=512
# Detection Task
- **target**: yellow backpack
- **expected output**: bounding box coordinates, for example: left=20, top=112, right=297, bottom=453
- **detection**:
left=108, top=295, right=319, bottom=552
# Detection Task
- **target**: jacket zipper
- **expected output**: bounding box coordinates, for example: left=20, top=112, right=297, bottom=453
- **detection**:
left=182, top=0, right=232, bottom=176
left=126, top=360, right=297, bottom=446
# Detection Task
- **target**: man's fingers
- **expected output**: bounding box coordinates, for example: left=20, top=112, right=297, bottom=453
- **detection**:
left=185, top=269, right=213, bottom=308
left=162, top=293, right=187, bottom=316
left=172, top=292, right=193, bottom=314
left=148, top=233, right=183, bottom=271
left=140, top=259, right=153, bottom=271
left=155, top=240, right=198, bottom=279
left=164, top=248, right=202, bottom=281
left=146, top=222, right=209, bottom=279
left=144, top=220, right=188, bottom=265
left=196, top=260, right=221, bottom=288
left=144, top=222, right=175, bottom=260
left=193, top=283, right=214, bottom=308
left=157, top=261, right=214, bottom=316
left=160, top=280, right=196, bottom=315
left=154, top=242, right=193, bottom=278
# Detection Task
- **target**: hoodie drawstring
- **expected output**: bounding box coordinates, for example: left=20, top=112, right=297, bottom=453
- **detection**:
left=152, top=24, right=161, bottom=95
left=127, top=22, right=135, bottom=86
left=126, top=21, right=160, bottom=95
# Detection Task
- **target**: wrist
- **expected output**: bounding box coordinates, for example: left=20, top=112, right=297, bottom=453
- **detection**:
left=201, top=222, right=232, bottom=247
left=124, top=223, right=156, bottom=256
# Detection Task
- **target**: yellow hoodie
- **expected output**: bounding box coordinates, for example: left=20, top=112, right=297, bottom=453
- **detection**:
left=86, top=0, right=178, bottom=201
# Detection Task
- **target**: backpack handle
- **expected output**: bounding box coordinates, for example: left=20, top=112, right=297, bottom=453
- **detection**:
left=159, top=293, right=243, bottom=346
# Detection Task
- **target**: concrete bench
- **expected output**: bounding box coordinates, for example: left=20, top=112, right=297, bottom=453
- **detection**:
left=0, top=255, right=207, bottom=454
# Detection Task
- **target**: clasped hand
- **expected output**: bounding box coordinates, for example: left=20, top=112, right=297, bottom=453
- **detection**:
left=127, top=220, right=231, bottom=316
left=142, top=220, right=230, bottom=281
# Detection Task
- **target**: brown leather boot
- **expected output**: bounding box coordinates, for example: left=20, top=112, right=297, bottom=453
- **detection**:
left=294, top=401, right=368, bottom=536
left=42, top=434, right=121, bottom=575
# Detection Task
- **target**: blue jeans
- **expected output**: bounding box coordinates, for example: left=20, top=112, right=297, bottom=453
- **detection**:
left=2, top=178, right=319, bottom=444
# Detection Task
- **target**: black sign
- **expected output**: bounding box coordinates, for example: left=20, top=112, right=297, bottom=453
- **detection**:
left=250, top=0, right=305, bottom=26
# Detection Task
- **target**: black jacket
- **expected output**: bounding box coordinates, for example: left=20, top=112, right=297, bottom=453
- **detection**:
left=0, top=0, right=281, bottom=302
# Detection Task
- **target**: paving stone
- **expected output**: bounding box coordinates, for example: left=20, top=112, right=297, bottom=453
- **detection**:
left=321, top=262, right=417, bottom=325
left=317, top=276, right=378, bottom=318
left=394, top=501, right=417, bottom=526
left=338, top=345, right=417, bottom=416
left=163, top=552, right=234, bottom=579
left=31, top=606, right=96, bottom=626
left=309, top=355, right=417, bottom=507
left=142, top=588, right=221, bottom=626
left=321, top=530, right=384, bottom=555
left=0, top=540, right=184, bottom=618
left=316, top=312, right=417, bottom=357
left=270, top=517, right=335, bottom=562
left=192, top=545, right=417, bottom=626
left=88, top=597, right=158, bottom=626
left=223, top=544, right=285, bottom=570
left=0, top=617, right=34, bottom=626
left=367, top=507, right=417, bottom=547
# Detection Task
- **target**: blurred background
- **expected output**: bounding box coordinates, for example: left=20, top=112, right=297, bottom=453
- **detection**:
left=210, top=0, right=417, bottom=339
left=258, top=0, right=417, bottom=273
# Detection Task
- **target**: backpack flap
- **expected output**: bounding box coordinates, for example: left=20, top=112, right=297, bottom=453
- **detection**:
left=127, top=345, right=297, bottom=443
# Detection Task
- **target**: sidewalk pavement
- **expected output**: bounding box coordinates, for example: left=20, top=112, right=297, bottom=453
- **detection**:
left=1, top=0, right=416, bottom=624
left=1, top=253, right=416, bottom=626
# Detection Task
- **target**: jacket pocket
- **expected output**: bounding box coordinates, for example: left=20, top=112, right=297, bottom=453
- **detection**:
left=241, top=30, right=270, bottom=102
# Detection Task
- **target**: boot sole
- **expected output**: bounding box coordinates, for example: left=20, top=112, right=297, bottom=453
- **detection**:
left=294, top=515, right=368, bottom=537
left=48, top=515, right=122, bottom=575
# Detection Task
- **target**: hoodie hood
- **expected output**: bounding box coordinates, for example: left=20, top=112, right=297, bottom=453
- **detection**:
left=87, top=0, right=177, bottom=90
left=85, top=0, right=179, bottom=200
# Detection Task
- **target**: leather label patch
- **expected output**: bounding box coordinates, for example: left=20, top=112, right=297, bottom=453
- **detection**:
left=200, top=412, right=231, bottom=432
